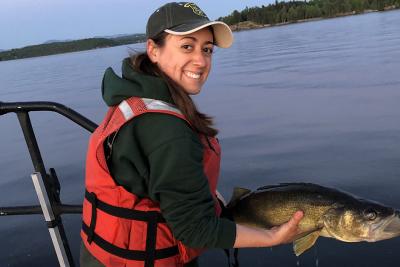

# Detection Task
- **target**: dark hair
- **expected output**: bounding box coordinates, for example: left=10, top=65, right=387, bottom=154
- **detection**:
left=129, top=31, right=218, bottom=137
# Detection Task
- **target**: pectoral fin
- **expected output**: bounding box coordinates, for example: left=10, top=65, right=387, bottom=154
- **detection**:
left=227, top=187, right=251, bottom=208
left=293, top=230, right=321, bottom=256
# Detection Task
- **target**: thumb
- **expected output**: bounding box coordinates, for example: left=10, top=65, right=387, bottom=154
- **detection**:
left=288, top=210, right=303, bottom=226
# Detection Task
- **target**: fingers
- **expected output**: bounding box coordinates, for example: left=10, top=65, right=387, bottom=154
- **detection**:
left=267, top=210, right=304, bottom=245
left=287, top=210, right=304, bottom=229
left=292, top=210, right=304, bottom=223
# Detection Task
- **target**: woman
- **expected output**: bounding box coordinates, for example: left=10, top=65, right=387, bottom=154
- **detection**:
left=80, top=2, right=303, bottom=267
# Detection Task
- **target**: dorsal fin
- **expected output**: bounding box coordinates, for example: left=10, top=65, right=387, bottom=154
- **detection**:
left=227, top=187, right=251, bottom=208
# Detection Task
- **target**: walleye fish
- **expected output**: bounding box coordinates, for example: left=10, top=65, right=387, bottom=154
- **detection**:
left=227, top=183, right=400, bottom=256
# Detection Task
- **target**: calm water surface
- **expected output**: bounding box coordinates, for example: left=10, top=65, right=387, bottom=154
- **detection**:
left=1, top=10, right=400, bottom=266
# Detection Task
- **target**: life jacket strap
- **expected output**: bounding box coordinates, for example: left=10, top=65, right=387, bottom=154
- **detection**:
left=84, top=190, right=166, bottom=222
left=82, top=222, right=179, bottom=262
left=86, top=192, right=98, bottom=244
left=145, top=211, right=158, bottom=267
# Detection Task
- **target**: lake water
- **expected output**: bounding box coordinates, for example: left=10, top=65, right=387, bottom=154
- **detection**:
left=1, top=10, right=400, bottom=267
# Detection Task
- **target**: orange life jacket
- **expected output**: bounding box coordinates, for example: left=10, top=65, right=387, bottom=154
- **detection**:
left=81, top=97, right=222, bottom=267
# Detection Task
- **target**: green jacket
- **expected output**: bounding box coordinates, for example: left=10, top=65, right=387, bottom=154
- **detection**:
left=80, top=58, right=236, bottom=266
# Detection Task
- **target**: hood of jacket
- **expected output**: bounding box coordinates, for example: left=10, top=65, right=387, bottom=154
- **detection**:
left=102, top=58, right=173, bottom=106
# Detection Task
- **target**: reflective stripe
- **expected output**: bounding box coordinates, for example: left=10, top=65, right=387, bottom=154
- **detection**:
left=119, top=98, right=182, bottom=121
left=215, top=190, right=227, bottom=206
left=142, top=98, right=182, bottom=115
left=118, top=100, right=134, bottom=120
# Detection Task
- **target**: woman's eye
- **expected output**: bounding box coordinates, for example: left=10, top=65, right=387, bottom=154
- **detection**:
left=203, top=47, right=213, bottom=55
left=181, top=44, right=193, bottom=51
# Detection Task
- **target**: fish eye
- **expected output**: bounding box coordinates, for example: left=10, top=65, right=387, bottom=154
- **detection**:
left=364, top=208, right=378, bottom=220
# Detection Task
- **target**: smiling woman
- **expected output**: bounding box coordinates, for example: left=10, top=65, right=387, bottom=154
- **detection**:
left=147, top=29, right=214, bottom=95
left=129, top=29, right=217, bottom=137
left=79, top=2, right=303, bottom=267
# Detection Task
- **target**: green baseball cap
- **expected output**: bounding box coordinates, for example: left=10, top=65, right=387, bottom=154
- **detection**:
left=146, top=2, right=233, bottom=48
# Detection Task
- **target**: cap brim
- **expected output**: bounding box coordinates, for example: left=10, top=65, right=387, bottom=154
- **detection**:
left=164, top=21, right=233, bottom=48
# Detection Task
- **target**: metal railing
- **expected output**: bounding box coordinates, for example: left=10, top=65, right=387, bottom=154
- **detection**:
left=0, top=101, right=98, bottom=267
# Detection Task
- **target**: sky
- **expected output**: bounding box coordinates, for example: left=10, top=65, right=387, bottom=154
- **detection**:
left=0, top=0, right=275, bottom=50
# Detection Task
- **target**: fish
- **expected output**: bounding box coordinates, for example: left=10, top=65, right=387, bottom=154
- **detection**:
left=227, top=183, right=400, bottom=256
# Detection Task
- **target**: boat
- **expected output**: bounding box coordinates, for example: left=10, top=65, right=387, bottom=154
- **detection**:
left=0, top=100, right=97, bottom=267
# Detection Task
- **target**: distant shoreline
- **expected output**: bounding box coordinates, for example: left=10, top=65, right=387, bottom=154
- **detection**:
left=1, top=6, right=399, bottom=62
left=0, top=35, right=146, bottom=62
left=228, top=7, right=399, bottom=32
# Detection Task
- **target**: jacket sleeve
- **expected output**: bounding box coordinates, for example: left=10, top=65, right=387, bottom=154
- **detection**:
left=135, top=114, right=237, bottom=248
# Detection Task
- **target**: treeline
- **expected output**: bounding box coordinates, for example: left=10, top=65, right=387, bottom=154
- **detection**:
left=0, top=34, right=146, bottom=61
left=218, top=0, right=400, bottom=26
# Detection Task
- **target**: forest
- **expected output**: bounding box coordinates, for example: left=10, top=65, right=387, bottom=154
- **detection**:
left=218, top=0, right=400, bottom=26
left=0, top=34, right=145, bottom=61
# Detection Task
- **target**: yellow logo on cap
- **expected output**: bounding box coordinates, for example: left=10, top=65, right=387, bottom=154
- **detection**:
left=184, top=3, right=207, bottom=17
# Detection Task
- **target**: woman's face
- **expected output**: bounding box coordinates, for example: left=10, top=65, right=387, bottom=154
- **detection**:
left=147, top=28, right=214, bottom=95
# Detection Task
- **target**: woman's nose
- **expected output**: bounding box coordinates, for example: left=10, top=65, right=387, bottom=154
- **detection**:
left=192, top=50, right=208, bottom=67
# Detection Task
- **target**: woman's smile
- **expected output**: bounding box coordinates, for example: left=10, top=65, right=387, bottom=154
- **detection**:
left=184, top=70, right=201, bottom=79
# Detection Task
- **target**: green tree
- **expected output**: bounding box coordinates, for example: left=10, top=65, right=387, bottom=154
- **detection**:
left=305, top=5, right=322, bottom=18
left=278, top=6, right=288, bottom=22
left=377, top=0, right=385, bottom=10
left=232, top=10, right=241, bottom=24
left=351, top=0, right=364, bottom=12
left=297, top=4, right=307, bottom=19
left=287, top=6, right=298, bottom=21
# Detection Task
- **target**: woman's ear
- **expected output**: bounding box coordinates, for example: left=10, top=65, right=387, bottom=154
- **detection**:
left=147, top=39, right=158, bottom=63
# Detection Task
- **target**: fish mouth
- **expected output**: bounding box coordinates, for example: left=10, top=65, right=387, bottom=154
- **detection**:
left=371, top=210, right=400, bottom=241
left=383, top=211, right=400, bottom=234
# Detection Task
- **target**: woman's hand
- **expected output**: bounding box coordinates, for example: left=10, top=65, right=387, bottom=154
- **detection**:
left=264, top=210, right=304, bottom=245
left=234, top=210, right=304, bottom=248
